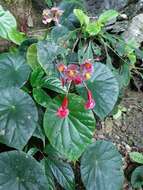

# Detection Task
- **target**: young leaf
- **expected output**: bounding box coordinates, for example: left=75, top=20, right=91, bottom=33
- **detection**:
left=74, top=9, right=89, bottom=26
left=0, top=151, right=48, bottom=190
left=131, top=166, right=143, bottom=189
left=81, top=140, right=124, bottom=190
left=0, top=87, right=38, bottom=149
left=129, top=152, right=143, bottom=164
left=0, top=53, right=30, bottom=89
left=77, top=62, right=119, bottom=119
left=44, top=94, right=96, bottom=161
left=98, top=10, right=119, bottom=24
left=27, top=43, right=40, bottom=70
left=86, top=22, right=101, bottom=36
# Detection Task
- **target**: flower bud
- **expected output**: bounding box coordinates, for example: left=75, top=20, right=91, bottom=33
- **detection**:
left=85, top=90, right=95, bottom=110
left=57, top=96, right=69, bottom=118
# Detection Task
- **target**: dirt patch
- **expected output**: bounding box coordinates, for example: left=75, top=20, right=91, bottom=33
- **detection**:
left=95, top=89, right=143, bottom=148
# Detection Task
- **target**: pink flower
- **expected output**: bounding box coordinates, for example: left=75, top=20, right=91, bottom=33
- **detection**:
left=81, top=60, right=94, bottom=72
left=85, top=90, right=95, bottom=110
left=80, top=60, right=94, bottom=80
left=57, top=64, right=67, bottom=73
left=42, top=7, right=64, bottom=26
left=57, top=96, right=69, bottom=118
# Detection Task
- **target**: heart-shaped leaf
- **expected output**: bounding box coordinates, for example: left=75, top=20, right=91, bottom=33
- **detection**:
left=0, top=151, right=48, bottom=190
left=0, top=53, right=30, bottom=89
left=77, top=62, right=119, bottom=119
left=44, top=145, right=75, bottom=190
left=131, top=166, right=143, bottom=189
left=44, top=94, right=96, bottom=161
left=0, top=87, right=38, bottom=149
left=81, top=140, right=124, bottom=190
left=37, top=40, right=65, bottom=75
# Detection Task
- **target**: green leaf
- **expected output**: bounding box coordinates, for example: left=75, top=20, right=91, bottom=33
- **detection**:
left=33, top=88, right=51, bottom=108
left=30, top=67, right=45, bottom=88
left=59, top=1, right=83, bottom=29
left=81, top=140, right=124, bottom=190
left=78, top=41, right=94, bottom=63
left=44, top=0, right=53, bottom=7
left=0, top=87, right=38, bottom=149
left=0, top=5, right=16, bottom=39
left=43, top=76, right=67, bottom=94
left=74, top=9, right=89, bottom=26
left=27, top=43, right=40, bottom=70
left=44, top=94, right=96, bottom=161
left=86, top=22, right=101, bottom=36
left=37, top=40, right=64, bottom=75
left=51, top=26, right=69, bottom=42
left=128, top=53, right=136, bottom=65
left=43, top=159, right=56, bottom=190
left=33, top=124, right=45, bottom=144
left=44, top=145, right=75, bottom=190
left=114, top=64, right=130, bottom=89
left=0, top=151, right=48, bottom=190
left=0, top=53, right=30, bottom=89
left=98, top=10, right=119, bottom=24
left=131, top=166, right=143, bottom=189
left=8, top=28, right=26, bottom=45
left=77, top=62, right=119, bottom=119
left=129, top=152, right=143, bottom=164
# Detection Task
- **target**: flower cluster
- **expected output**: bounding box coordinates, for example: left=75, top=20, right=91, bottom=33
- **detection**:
left=42, top=7, right=64, bottom=25
left=57, top=60, right=94, bottom=85
left=56, top=60, right=96, bottom=119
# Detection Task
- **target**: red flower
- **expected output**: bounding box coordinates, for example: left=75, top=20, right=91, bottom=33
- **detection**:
left=85, top=90, right=95, bottom=110
left=57, top=96, right=69, bottom=118
left=73, top=74, right=83, bottom=85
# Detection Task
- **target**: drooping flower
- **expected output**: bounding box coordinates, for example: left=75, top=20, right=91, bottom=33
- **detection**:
left=57, top=96, right=69, bottom=118
left=85, top=90, right=95, bottom=110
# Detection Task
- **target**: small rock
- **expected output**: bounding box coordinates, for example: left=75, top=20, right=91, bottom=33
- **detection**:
left=123, top=14, right=143, bottom=45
